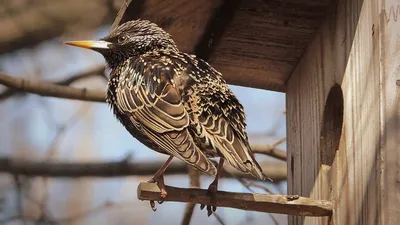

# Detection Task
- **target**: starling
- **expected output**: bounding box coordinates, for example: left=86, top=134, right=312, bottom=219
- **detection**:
left=65, top=19, right=266, bottom=215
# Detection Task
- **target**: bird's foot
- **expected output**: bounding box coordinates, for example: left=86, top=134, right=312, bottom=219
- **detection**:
left=147, top=175, right=167, bottom=211
left=200, top=183, right=218, bottom=217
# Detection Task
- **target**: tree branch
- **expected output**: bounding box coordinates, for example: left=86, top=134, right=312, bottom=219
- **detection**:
left=0, top=157, right=286, bottom=181
left=137, top=183, right=333, bottom=217
left=251, top=145, right=287, bottom=161
left=251, top=137, right=287, bottom=161
left=0, top=67, right=106, bottom=102
left=110, top=0, right=134, bottom=31
left=0, top=72, right=105, bottom=102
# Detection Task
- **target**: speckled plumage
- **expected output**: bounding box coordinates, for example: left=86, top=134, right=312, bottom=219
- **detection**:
left=89, top=20, right=265, bottom=179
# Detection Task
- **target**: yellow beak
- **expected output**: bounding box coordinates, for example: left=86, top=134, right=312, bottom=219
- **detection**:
left=64, top=40, right=111, bottom=50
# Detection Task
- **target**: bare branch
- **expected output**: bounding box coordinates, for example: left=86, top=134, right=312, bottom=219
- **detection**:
left=0, top=72, right=105, bottom=102
left=13, top=175, right=27, bottom=225
left=269, top=213, right=280, bottom=225
left=110, top=0, right=133, bottom=31
left=137, top=183, right=333, bottom=217
left=0, top=158, right=286, bottom=181
left=0, top=66, right=106, bottom=102
left=237, top=177, right=274, bottom=194
left=212, top=212, right=226, bottom=225
left=252, top=145, right=286, bottom=161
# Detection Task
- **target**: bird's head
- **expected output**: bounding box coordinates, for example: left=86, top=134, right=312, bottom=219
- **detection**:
left=65, top=19, right=178, bottom=68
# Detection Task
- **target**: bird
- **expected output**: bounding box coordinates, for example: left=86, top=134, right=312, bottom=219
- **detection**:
left=65, top=19, right=267, bottom=216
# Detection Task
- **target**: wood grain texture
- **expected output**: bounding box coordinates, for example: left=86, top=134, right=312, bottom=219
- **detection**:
left=380, top=1, right=400, bottom=224
left=286, top=0, right=400, bottom=224
left=209, top=0, right=331, bottom=91
left=137, top=182, right=333, bottom=216
left=113, top=0, right=331, bottom=91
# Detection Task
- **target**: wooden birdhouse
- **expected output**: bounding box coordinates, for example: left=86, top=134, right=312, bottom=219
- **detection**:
left=114, top=0, right=399, bottom=224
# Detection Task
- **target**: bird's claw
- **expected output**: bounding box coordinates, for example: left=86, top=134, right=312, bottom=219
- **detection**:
left=200, top=184, right=218, bottom=216
left=148, top=175, right=167, bottom=211
left=150, top=200, right=157, bottom=211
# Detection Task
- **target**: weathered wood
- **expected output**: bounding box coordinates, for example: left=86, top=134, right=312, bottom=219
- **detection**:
left=114, top=0, right=331, bottom=91
left=137, top=182, right=333, bottom=217
left=209, top=0, right=331, bottom=91
left=380, top=2, right=400, bottom=225
left=193, top=0, right=241, bottom=61
left=286, top=0, right=399, bottom=224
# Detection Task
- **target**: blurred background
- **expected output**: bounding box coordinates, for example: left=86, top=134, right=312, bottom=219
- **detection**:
left=0, top=1, right=287, bottom=224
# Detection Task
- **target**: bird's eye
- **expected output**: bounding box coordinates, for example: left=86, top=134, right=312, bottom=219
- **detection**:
left=118, top=35, right=127, bottom=43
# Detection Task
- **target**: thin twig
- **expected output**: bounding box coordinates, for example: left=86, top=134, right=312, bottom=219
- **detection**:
left=13, top=175, right=27, bottom=225
left=268, top=213, right=280, bottom=225
left=237, top=177, right=274, bottom=194
left=251, top=145, right=286, bottom=161
left=213, top=212, right=226, bottom=225
left=110, top=0, right=133, bottom=31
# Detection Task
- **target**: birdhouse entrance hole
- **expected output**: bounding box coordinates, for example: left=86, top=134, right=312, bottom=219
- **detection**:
left=320, top=84, right=343, bottom=166
left=319, top=84, right=343, bottom=200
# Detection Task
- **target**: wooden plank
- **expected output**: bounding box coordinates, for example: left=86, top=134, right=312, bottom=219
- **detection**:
left=209, top=0, right=331, bottom=91
left=137, top=182, right=333, bottom=217
left=286, top=0, right=383, bottom=224
left=380, top=1, right=400, bottom=224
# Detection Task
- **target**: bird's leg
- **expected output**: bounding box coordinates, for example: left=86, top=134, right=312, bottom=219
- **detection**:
left=201, top=158, right=224, bottom=217
left=147, top=155, right=174, bottom=211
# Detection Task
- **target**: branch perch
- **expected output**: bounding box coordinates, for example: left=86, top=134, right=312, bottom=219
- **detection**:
left=137, top=183, right=333, bottom=217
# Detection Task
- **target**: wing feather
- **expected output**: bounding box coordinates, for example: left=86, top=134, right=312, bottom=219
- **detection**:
left=199, top=113, right=264, bottom=179
left=179, top=54, right=265, bottom=179
left=115, top=57, right=217, bottom=176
